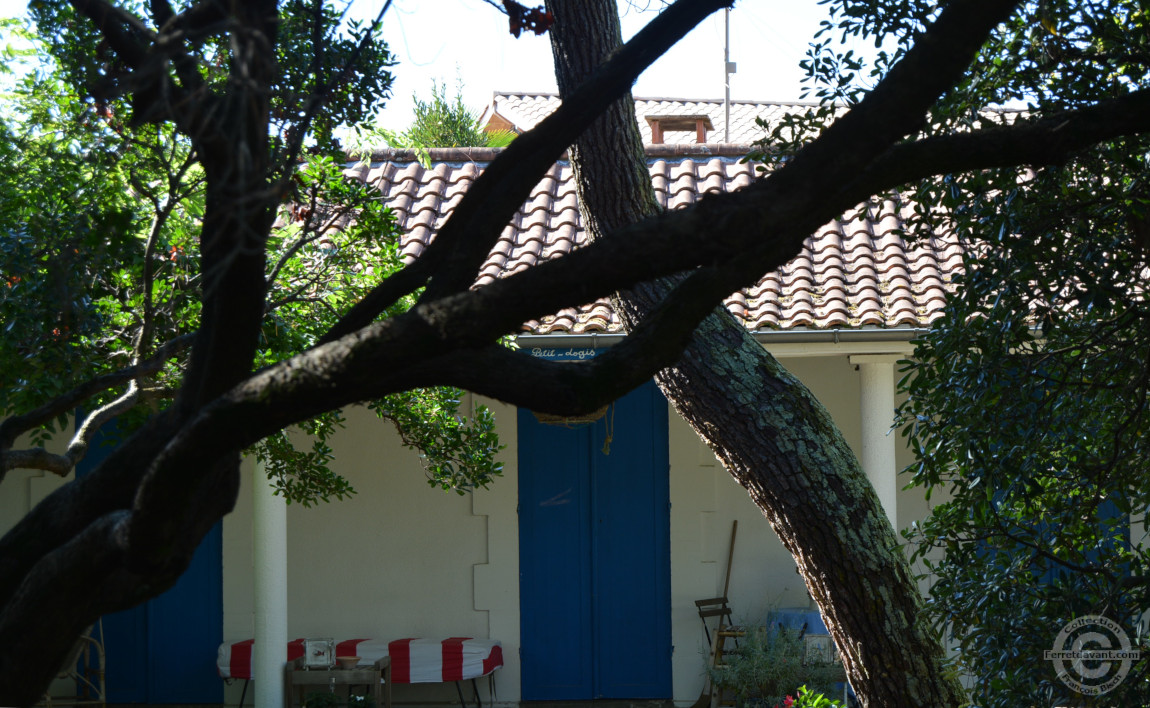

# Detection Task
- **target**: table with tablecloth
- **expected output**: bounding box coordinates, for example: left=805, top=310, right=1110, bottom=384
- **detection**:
left=218, top=637, right=502, bottom=707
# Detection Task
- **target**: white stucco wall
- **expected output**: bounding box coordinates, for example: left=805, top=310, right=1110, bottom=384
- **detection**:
left=0, top=426, right=74, bottom=539
left=223, top=395, right=519, bottom=707
left=223, top=357, right=887, bottom=707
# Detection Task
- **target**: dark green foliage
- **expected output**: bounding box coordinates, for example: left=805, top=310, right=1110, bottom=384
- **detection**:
left=273, top=0, right=396, bottom=151
left=0, top=56, right=196, bottom=437
left=886, top=2, right=1150, bottom=703
left=897, top=141, right=1150, bottom=706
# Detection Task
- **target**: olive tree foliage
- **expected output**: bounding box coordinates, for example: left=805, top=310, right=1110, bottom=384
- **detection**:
left=0, top=0, right=1149, bottom=703
left=751, top=0, right=1150, bottom=704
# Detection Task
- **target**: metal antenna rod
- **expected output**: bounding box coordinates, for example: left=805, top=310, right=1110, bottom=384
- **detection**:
left=723, top=7, right=736, bottom=142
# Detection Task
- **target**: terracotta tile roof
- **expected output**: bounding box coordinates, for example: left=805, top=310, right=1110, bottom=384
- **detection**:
left=480, top=92, right=828, bottom=145
left=348, top=146, right=961, bottom=335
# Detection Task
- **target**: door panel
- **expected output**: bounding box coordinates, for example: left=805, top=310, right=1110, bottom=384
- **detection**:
left=518, top=412, right=593, bottom=699
left=518, top=381, right=671, bottom=700
left=147, top=521, right=223, bottom=703
left=592, top=384, right=671, bottom=698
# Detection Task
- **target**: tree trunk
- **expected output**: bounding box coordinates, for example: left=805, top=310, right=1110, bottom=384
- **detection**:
left=545, top=3, right=966, bottom=706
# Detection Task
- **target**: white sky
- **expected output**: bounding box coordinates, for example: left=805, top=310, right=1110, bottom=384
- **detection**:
left=0, top=0, right=840, bottom=131
left=369, top=0, right=829, bottom=131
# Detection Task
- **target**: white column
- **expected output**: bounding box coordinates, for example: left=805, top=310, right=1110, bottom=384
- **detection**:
left=850, top=355, right=900, bottom=530
left=253, top=461, right=288, bottom=708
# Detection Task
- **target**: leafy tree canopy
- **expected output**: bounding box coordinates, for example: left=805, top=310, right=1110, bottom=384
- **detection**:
left=0, top=2, right=502, bottom=505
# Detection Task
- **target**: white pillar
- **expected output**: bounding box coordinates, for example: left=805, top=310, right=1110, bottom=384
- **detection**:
left=850, top=355, right=900, bottom=530
left=253, top=461, right=288, bottom=708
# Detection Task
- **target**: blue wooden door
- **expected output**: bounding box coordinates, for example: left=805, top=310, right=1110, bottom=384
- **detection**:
left=518, top=381, right=671, bottom=699
left=76, top=422, right=223, bottom=704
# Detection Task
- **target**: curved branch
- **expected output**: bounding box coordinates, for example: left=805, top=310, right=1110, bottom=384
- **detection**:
left=0, top=334, right=194, bottom=464
left=0, top=449, right=74, bottom=476
left=410, top=269, right=742, bottom=415
left=3, top=382, right=142, bottom=477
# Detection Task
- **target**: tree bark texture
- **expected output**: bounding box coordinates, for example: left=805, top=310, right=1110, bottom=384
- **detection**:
left=545, top=2, right=966, bottom=706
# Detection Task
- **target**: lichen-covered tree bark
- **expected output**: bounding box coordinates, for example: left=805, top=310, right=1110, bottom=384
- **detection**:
left=545, top=3, right=965, bottom=706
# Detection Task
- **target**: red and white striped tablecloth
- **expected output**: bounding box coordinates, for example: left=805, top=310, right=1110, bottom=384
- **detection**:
left=386, top=638, right=503, bottom=683
left=217, top=637, right=502, bottom=683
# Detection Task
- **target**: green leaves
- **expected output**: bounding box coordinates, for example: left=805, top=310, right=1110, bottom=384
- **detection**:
left=370, top=390, right=504, bottom=496
left=272, top=0, right=396, bottom=153
left=255, top=412, right=352, bottom=507
left=895, top=120, right=1150, bottom=708
left=2, top=7, right=503, bottom=506
left=354, top=78, right=516, bottom=166
left=250, top=150, right=503, bottom=503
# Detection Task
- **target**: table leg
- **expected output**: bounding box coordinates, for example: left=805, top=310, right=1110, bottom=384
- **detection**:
left=377, top=657, right=392, bottom=708
left=283, top=662, right=293, bottom=708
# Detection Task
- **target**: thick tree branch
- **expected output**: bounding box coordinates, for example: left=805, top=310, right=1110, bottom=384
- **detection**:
left=856, top=89, right=1150, bottom=188
left=1, top=449, right=74, bottom=476
left=748, top=0, right=1024, bottom=234
left=175, top=1, right=278, bottom=413
left=0, top=411, right=181, bottom=637
left=149, top=0, right=175, bottom=28
left=322, top=0, right=730, bottom=342
left=409, top=268, right=743, bottom=413
left=68, top=0, right=153, bottom=67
